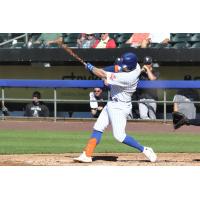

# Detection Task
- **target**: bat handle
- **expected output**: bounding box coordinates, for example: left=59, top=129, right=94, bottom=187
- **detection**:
left=83, top=62, right=87, bottom=66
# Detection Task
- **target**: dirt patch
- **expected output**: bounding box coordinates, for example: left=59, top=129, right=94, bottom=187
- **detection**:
left=0, top=153, right=200, bottom=166
left=0, top=119, right=199, bottom=133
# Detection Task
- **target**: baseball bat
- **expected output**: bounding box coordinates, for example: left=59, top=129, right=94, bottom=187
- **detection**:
left=62, top=44, right=87, bottom=66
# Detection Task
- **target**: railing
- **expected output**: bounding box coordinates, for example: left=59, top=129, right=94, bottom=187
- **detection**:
left=0, top=79, right=200, bottom=122
left=0, top=34, right=28, bottom=47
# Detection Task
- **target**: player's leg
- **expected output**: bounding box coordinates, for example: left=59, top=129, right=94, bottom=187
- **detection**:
left=74, top=105, right=110, bottom=162
left=108, top=102, right=157, bottom=162
left=107, top=103, right=144, bottom=151
left=138, top=99, right=150, bottom=119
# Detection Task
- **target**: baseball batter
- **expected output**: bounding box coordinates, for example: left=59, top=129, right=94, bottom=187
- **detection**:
left=74, top=52, right=157, bottom=163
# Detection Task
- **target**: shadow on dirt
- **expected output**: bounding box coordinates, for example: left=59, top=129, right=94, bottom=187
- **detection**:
left=193, top=159, right=200, bottom=162
left=93, top=156, right=118, bottom=162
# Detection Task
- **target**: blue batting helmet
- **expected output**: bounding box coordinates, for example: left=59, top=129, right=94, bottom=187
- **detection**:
left=116, top=52, right=138, bottom=71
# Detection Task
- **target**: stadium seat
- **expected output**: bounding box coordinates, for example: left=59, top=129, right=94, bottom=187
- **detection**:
left=31, top=43, right=43, bottom=48
left=172, top=42, right=191, bottom=48
left=48, top=43, right=60, bottom=48
left=115, top=33, right=132, bottom=47
left=189, top=34, right=200, bottom=42
left=11, top=42, right=25, bottom=49
left=118, top=43, right=131, bottom=48
left=148, top=43, right=169, bottom=48
left=63, top=33, right=79, bottom=44
left=65, top=42, right=77, bottom=48
left=29, top=33, right=41, bottom=42
left=0, top=33, right=9, bottom=43
left=191, top=42, right=200, bottom=48
left=171, top=33, right=191, bottom=43
left=109, top=33, right=119, bottom=40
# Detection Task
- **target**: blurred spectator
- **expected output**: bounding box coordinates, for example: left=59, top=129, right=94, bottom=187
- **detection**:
left=33, top=33, right=63, bottom=47
left=137, top=56, right=159, bottom=119
left=89, top=88, right=106, bottom=118
left=149, top=33, right=170, bottom=47
left=24, top=91, right=49, bottom=117
left=93, top=33, right=116, bottom=48
left=77, top=33, right=86, bottom=47
left=77, top=33, right=97, bottom=48
left=126, top=33, right=150, bottom=48
left=1, top=102, right=9, bottom=116
left=173, top=75, right=199, bottom=119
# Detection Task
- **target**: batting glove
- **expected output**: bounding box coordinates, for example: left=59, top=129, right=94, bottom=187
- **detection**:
left=86, top=62, right=94, bottom=72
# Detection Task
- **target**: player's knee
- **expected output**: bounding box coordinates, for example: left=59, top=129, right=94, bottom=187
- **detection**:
left=113, top=132, right=126, bottom=143
left=93, top=124, right=107, bottom=133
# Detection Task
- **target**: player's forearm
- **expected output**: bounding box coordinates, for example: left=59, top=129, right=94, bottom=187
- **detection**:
left=86, top=63, right=107, bottom=78
left=91, top=67, right=107, bottom=79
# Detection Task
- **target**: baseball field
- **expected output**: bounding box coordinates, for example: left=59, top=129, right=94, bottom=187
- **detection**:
left=0, top=120, right=200, bottom=166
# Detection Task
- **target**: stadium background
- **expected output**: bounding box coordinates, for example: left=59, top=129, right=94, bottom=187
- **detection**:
left=1, top=34, right=200, bottom=118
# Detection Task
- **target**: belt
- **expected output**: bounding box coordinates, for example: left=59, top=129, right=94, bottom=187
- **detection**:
left=111, top=97, right=131, bottom=103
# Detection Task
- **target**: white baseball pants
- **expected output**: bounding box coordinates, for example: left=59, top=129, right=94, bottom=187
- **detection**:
left=93, top=101, right=132, bottom=142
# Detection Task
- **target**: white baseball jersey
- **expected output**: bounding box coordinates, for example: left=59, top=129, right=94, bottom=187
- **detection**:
left=106, top=63, right=141, bottom=102
left=93, top=64, right=141, bottom=142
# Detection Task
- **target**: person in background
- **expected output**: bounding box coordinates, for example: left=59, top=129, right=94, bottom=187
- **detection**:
left=137, top=56, right=159, bottom=119
left=173, top=75, right=199, bottom=119
left=77, top=33, right=86, bottom=47
left=1, top=102, right=9, bottom=116
left=77, top=33, right=97, bottom=48
left=93, top=33, right=116, bottom=48
left=89, top=88, right=106, bottom=118
left=148, top=33, right=170, bottom=47
left=33, top=33, right=63, bottom=47
left=24, top=91, right=49, bottom=117
left=126, top=33, right=150, bottom=48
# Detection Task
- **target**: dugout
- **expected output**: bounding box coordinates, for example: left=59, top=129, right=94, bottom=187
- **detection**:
left=0, top=48, right=200, bottom=119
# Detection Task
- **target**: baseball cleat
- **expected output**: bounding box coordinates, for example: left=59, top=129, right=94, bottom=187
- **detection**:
left=143, top=147, right=157, bottom=162
left=73, top=151, right=92, bottom=163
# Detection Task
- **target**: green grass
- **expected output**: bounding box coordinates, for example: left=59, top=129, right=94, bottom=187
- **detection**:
left=0, top=130, right=199, bottom=154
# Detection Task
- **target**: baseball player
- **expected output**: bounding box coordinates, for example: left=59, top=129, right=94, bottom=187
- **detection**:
left=74, top=52, right=157, bottom=163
